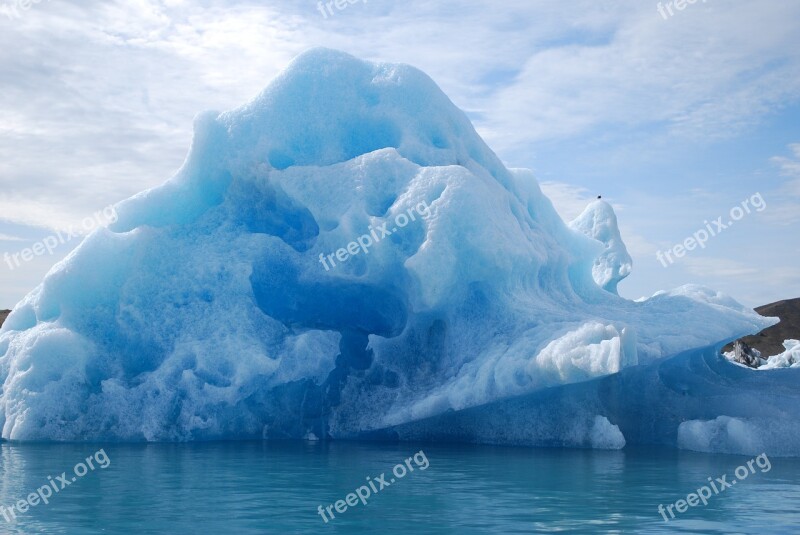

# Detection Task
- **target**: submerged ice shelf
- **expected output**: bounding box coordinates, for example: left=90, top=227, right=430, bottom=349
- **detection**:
left=371, top=343, right=800, bottom=456
left=0, top=49, right=786, bottom=453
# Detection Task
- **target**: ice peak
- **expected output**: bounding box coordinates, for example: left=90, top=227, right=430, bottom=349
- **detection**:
left=570, top=199, right=632, bottom=294
left=217, top=47, right=507, bottom=178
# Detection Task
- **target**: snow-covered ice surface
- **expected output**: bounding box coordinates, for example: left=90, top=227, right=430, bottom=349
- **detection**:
left=0, top=49, right=783, bottom=449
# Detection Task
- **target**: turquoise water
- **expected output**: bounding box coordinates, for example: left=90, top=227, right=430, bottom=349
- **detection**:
left=1, top=441, right=799, bottom=534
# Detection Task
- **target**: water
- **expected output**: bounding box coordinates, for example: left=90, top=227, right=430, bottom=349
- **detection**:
left=1, top=441, right=798, bottom=534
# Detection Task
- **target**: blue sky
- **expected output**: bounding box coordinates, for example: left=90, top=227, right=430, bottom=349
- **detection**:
left=0, top=0, right=798, bottom=308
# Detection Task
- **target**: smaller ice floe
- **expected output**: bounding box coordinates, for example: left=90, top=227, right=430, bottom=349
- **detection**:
left=761, top=340, right=800, bottom=369
left=678, top=415, right=800, bottom=456
left=590, top=415, right=626, bottom=450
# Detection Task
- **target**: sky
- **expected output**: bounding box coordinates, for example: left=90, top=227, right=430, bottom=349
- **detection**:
left=0, top=0, right=798, bottom=309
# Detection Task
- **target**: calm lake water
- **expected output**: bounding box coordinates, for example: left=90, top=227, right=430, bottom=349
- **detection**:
left=0, top=441, right=798, bottom=534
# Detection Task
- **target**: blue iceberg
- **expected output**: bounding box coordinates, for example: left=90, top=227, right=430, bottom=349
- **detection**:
left=0, top=49, right=787, bottom=451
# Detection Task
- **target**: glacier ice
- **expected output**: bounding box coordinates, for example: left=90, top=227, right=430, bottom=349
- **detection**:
left=378, top=344, right=800, bottom=456
left=590, top=416, right=626, bottom=450
left=569, top=199, right=632, bottom=295
left=761, top=340, right=800, bottom=369
left=678, top=416, right=764, bottom=455
left=0, top=49, right=785, bottom=448
left=678, top=415, right=800, bottom=457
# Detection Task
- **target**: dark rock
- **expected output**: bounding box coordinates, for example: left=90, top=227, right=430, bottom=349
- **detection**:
left=730, top=340, right=763, bottom=368
left=723, top=297, right=800, bottom=358
left=0, top=310, right=9, bottom=328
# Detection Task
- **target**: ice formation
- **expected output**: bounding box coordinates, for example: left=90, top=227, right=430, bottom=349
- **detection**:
left=678, top=414, right=800, bottom=457
left=722, top=339, right=800, bottom=369
left=678, top=416, right=765, bottom=455
left=380, top=344, right=800, bottom=456
left=590, top=416, right=626, bottom=450
left=569, top=199, right=632, bottom=294
left=0, top=49, right=785, bottom=450
left=762, top=340, right=800, bottom=369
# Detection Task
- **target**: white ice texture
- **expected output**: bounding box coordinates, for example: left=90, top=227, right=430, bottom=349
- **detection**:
left=569, top=200, right=632, bottom=295
left=761, top=340, right=800, bottom=369
left=0, top=49, right=786, bottom=451
left=678, top=415, right=800, bottom=457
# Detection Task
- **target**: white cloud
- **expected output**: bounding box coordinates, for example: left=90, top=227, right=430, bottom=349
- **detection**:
left=3, top=0, right=800, bottom=229
left=763, top=143, right=800, bottom=225
left=539, top=181, right=597, bottom=221
left=681, top=257, right=760, bottom=280
left=0, top=0, right=799, bottom=307
left=0, top=233, right=24, bottom=242
left=481, top=1, right=800, bottom=156
left=678, top=256, right=800, bottom=307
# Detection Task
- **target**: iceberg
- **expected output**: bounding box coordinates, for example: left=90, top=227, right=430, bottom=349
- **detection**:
left=0, top=49, right=781, bottom=447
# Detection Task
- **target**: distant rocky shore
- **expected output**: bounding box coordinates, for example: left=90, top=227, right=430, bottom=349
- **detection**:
left=0, top=309, right=9, bottom=328
left=723, top=298, right=800, bottom=368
